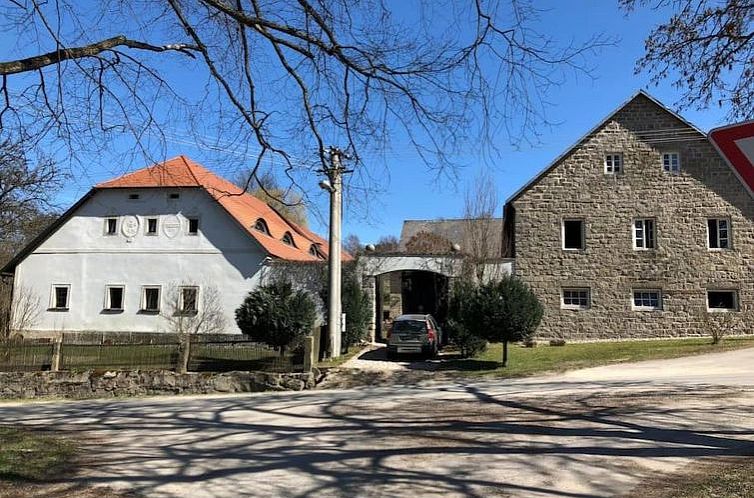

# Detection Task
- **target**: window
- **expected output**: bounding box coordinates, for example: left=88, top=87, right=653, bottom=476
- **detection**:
left=604, top=153, right=622, bottom=174
left=634, top=219, right=656, bottom=250
left=562, top=219, right=585, bottom=250
left=141, top=286, right=161, bottom=312
left=105, top=285, right=125, bottom=311
left=105, top=218, right=118, bottom=235
left=51, top=285, right=70, bottom=310
left=309, top=244, right=324, bottom=259
left=180, top=286, right=199, bottom=313
left=146, top=217, right=158, bottom=236
left=662, top=152, right=680, bottom=173
left=562, top=288, right=590, bottom=309
left=254, top=218, right=270, bottom=235
left=632, top=290, right=662, bottom=310
left=168, top=192, right=180, bottom=200
left=281, top=231, right=297, bottom=247
left=187, top=218, right=199, bottom=235
left=707, top=218, right=731, bottom=249
left=128, top=193, right=140, bottom=200
left=707, top=290, right=738, bottom=311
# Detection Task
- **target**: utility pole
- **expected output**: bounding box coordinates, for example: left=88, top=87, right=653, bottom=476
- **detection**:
left=320, top=147, right=350, bottom=358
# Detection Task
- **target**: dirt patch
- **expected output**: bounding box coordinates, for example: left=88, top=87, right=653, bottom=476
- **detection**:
left=623, top=455, right=754, bottom=497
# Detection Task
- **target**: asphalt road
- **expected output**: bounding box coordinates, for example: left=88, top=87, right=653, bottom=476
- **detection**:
left=3, top=347, right=754, bottom=497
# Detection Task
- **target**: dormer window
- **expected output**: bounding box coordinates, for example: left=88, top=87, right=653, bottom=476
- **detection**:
left=309, top=244, right=325, bottom=259
left=128, top=193, right=140, bottom=200
left=254, top=218, right=270, bottom=235
left=281, top=231, right=296, bottom=247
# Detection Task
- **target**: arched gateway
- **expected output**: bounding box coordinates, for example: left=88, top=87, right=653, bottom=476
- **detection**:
left=356, top=254, right=514, bottom=342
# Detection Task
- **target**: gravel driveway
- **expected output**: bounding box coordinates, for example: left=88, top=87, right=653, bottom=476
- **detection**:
left=3, top=347, right=754, bottom=497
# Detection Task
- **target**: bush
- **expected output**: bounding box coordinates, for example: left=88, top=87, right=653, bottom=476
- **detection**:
left=235, top=280, right=316, bottom=355
left=447, top=280, right=487, bottom=358
left=341, top=274, right=370, bottom=349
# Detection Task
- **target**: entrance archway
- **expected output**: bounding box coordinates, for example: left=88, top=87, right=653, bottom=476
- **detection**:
left=373, top=270, right=449, bottom=343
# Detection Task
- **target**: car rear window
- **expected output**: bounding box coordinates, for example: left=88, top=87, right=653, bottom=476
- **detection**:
left=393, top=320, right=427, bottom=333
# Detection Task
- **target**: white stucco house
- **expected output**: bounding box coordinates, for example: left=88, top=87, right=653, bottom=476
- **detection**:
left=0, top=156, right=335, bottom=336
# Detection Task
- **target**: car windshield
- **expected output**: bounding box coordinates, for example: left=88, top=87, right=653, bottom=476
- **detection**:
left=393, top=320, right=427, bottom=333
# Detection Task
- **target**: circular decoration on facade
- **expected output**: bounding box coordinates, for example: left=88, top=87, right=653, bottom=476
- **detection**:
left=163, top=214, right=181, bottom=239
left=121, top=215, right=140, bottom=238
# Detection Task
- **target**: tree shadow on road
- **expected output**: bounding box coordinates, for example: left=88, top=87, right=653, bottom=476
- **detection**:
left=2, top=380, right=753, bottom=497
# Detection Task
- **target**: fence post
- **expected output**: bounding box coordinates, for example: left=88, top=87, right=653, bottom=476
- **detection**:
left=303, top=335, right=315, bottom=373
left=51, top=336, right=62, bottom=372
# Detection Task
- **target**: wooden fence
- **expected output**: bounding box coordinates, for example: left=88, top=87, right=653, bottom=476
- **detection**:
left=0, top=336, right=304, bottom=373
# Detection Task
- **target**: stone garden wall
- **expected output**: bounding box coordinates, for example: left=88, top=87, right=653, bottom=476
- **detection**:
left=0, top=369, right=317, bottom=400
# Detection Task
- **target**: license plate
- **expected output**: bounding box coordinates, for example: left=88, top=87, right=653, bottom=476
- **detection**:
left=397, top=347, right=421, bottom=354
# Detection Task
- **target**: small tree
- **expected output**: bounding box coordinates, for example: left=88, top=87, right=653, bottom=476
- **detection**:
left=472, top=276, right=543, bottom=367
left=163, top=282, right=226, bottom=373
left=236, top=280, right=316, bottom=356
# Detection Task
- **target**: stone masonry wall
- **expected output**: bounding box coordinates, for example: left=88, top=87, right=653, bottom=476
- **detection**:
left=513, top=93, right=754, bottom=340
left=0, top=369, right=317, bottom=400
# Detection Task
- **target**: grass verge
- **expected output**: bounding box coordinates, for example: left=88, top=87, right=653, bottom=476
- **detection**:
left=625, top=456, right=754, bottom=497
left=438, top=336, right=754, bottom=378
left=0, top=426, right=75, bottom=482
left=317, top=345, right=364, bottom=369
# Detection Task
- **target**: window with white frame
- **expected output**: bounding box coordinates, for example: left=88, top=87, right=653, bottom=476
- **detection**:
left=604, top=153, right=622, bottom=174
left=562, top=219, right=585, bottom=250
left=632, top=290, right=662, bottom=310
left=662, top=152, right=680, bottom=173
left=707, top=290, right=738, bottom=311
left=141, top=286, right=161, bottom=312
left=634, top=219, right=656, bottom=250
left=562, top=288, right=590, bottom=309
left=146, top=217, right=158, bottom=236
left=707, top=218, right=731, bottom=249
left=179, top=286, right=199, bottom=313
left=105, top=285, right=125, bottom=311
left=51, top=284, right=70, bottom=310
left=105, top=218, right=117, bottom=235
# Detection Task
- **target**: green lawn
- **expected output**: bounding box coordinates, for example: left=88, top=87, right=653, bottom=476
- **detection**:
left=439, top=336, right=754, bottom=377
left=0, top=426, right=75, bottom=482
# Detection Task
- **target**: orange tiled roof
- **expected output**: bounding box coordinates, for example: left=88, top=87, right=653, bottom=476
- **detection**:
left=97, top=156, right=348, bottom=262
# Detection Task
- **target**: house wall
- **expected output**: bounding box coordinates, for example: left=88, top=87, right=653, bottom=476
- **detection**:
left=13, top=188, right=266, bottom=335
left=512, top=94, right=754, bottom=340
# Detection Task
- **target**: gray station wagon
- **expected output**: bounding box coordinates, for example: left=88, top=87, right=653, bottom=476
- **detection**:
left=386, top=314, right=443, bottom=359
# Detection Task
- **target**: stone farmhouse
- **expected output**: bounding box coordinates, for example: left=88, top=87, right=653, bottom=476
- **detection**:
left=1, top=156, right=336, bottom=336
left=502, top=91, right=754, bottom=340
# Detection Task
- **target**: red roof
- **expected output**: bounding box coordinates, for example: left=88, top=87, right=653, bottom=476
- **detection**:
left=97, top=156, right=348, bottom=262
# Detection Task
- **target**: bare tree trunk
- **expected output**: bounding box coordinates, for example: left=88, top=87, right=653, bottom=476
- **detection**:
left=179, top=335, right=191, bottom=374
left=502, top=340, right=508, bottom=367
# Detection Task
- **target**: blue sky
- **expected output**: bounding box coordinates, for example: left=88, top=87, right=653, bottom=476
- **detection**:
left=343, top=1, right=731, bottom=245
left=6, top=1, right=734, bottom=246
